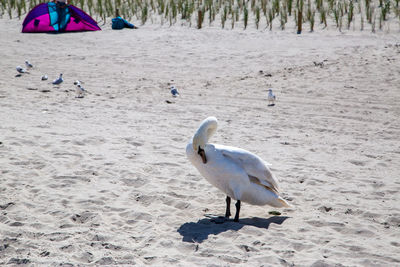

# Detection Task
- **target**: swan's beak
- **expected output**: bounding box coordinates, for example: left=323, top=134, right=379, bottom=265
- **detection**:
left=198, top=146, right=207, bottom=164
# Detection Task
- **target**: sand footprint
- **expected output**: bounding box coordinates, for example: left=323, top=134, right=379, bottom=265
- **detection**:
left=70, top=212, right=98, bottom=224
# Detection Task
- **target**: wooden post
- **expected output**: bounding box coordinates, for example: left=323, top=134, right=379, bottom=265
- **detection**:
left=297, top=0, right=303, bottom=34
left=197, top=10, right=202, bottom=29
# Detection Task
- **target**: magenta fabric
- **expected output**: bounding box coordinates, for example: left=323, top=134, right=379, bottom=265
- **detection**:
left=22, top=13, right=54, bottom=32
left=22, top=3, right=101, bottom=33
left=68, top=5, right=101, bottom=31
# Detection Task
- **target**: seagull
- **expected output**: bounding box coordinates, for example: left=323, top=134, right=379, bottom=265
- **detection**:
left=25, top=60, right=33, bottom=69
left=267, top=89, right=276, bottom=106
left=16, top=66, right=28, bottom=73
left=170, top=86, right=179, bottom=97
left=186, top=117, right=289, bottom=222
left=73, top=80, right=81, bottom=86
left=52, top=73, right=63, bottom=85
left=76, top=84, right=85, bottom=98
left=41, top=75, right=48, bottom=81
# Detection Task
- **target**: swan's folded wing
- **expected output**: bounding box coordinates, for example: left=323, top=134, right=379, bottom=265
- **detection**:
left=219, top=146, right=280, bottom=192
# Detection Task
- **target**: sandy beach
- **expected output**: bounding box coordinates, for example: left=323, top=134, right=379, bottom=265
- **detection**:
left=1, top=17, right=400, bottom=266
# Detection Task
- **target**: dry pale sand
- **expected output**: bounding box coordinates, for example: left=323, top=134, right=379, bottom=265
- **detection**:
left=0, top=17, right=400, bottom=266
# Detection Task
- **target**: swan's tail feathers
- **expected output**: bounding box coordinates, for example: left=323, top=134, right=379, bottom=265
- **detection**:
left=270, top=196, right=291, bottom=208
left=278, top=197, right=291, bottom=208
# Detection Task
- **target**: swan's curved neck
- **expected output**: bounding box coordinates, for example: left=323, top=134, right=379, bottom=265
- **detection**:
left=193, top=117, right=218, bottom=150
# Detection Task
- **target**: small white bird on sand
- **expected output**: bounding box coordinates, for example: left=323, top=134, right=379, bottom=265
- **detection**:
left=52, top=73, right=63, bottom=85
left=186, top=117, right=289, bottom=222
left=76, top=84, right=85, bottom=98
left=267, top=89, right=276, bottom=106
left=16, top=66, right=28, bottom=73
left=41, top=75, right=48, bottom=81
left=25, top=60, right=33, bottom=69
left=170, top=86, right=179, bottom=97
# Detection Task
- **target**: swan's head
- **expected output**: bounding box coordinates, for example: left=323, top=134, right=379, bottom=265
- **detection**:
left=192, top=117, right=218, bottom=164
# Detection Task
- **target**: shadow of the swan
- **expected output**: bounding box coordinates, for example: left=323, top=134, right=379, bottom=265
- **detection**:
left=177, top=215, right=289, bottom=243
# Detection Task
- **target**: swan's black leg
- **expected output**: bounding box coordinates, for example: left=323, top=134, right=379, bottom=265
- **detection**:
left=234, top=200, right=241, bottom=222
left=225, top=196, right=231, bottom=218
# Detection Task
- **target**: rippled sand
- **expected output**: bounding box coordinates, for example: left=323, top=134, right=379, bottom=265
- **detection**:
left=0, top=18, right=399, bottom=266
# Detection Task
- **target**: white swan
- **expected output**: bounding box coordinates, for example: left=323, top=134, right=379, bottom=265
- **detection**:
left=186, top=116, right=289, bottom=222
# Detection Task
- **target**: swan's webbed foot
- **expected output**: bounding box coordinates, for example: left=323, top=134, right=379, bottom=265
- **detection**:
left=234, top=200, right=241, bottom=222
left=225, top=196, right=231, bottom=218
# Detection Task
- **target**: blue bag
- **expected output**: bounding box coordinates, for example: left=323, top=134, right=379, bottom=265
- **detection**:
left=112, top=16, right=135, bottom=30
